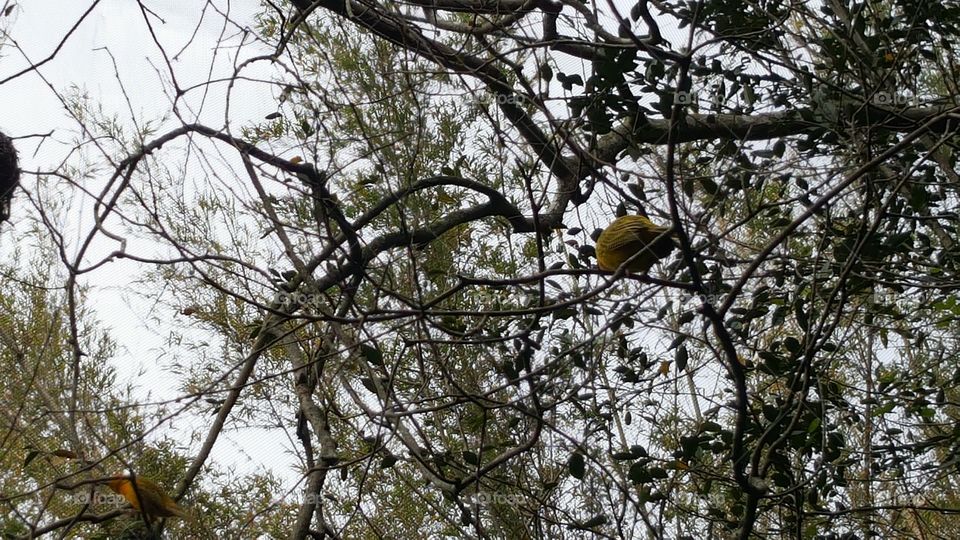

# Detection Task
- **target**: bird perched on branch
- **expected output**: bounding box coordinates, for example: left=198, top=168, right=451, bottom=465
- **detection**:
left=0, top=131, right=20, bottom=224
left=106, top=473, right=187, bottom=521
left=595, top=215, right=676, bottom=274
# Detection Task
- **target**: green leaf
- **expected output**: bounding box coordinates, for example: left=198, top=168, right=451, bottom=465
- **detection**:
left=569, top=452, right=586, bottom=480
left=872, top=402, right=895, bottom=416
left=360, top=377, right=379, bottom=393
left=675, top=346, right=689, bottom=371
left=628, top=462, right=650, bottom=483
left=701, top=421, right=722, bottom=432
left=23, top=450, right=39, bottom=467
left=360, top=343, right=383, bottom=366
left=573, top=514, right=608, bottom=529
left=539, top=63, right=553, bottom=81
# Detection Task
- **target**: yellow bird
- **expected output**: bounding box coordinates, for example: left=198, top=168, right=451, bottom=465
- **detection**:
left=595, top=215, right=675, bottom=273
left=107, top=474, right=186, bottom=521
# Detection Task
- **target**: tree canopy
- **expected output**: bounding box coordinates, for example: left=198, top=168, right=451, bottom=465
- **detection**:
left=3, top=0, right=960, bottom=538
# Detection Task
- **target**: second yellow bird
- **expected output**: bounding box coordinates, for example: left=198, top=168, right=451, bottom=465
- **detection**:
left=107, top=474, right=186, bottom=521
left=595, top=215, right=675, bottom=273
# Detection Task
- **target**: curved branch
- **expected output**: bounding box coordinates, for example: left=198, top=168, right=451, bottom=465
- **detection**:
left=595, top=103, right=960, bottom=164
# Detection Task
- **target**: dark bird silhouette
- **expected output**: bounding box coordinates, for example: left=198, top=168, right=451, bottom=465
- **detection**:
left=0, top=131, right=19, bottom=224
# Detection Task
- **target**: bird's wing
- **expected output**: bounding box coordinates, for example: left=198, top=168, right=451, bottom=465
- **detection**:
left=621, top=221, right=671, bottom=247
